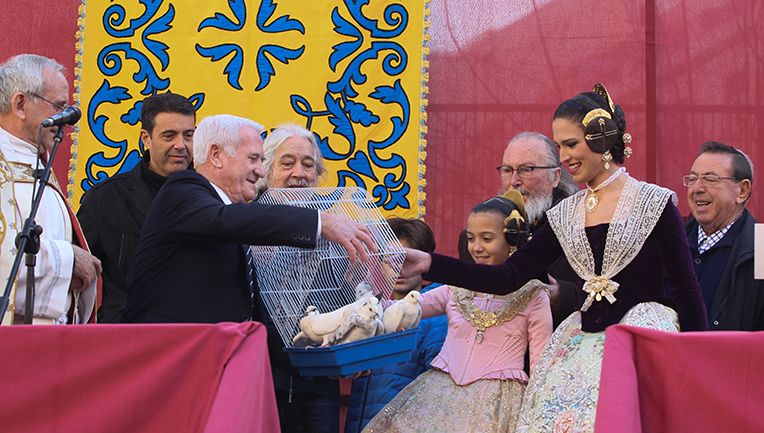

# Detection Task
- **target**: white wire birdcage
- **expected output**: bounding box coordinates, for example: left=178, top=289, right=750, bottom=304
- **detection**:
left=252, top=187, right=405, bottom=348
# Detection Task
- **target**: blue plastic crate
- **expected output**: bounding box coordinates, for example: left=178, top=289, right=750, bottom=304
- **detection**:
left=284, top=329, right=418, bottom=377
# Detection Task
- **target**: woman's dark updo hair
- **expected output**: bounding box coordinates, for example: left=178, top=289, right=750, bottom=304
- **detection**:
left=553, top=86, right=628, bottom=164
left=470, top=193, right=529, bottom=249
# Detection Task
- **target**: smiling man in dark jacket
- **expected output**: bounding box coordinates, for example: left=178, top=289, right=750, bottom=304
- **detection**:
left=77, top=92, right=196, bottom=322
left=684, top=141, right=762, bottom=330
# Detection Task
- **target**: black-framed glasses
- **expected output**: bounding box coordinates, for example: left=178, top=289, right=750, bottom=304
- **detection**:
left=681, top=174, right=737, bottom=187
left=495, top=164, right=558, bottom=179
left=28, top=92, right=67, bottom=111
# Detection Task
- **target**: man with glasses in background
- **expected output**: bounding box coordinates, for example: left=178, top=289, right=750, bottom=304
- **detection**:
left=683, top=141, right=762, bottom=330
left=458, top=131, right=579, bottom=328
left=0, top=54, right=101, bottom=324
left=493, top=132, right=577, bottom=226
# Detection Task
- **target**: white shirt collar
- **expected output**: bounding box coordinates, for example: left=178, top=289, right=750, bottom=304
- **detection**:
left=0, top=125, right=42, bottom=161
left=208, top=181, right=232, bottom=205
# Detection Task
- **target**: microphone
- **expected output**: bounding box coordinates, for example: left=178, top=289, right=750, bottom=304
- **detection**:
left=41, top=106, right=82, bottom=127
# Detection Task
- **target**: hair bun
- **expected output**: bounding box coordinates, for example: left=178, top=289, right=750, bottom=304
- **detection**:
left=501, top=189, right=526, bottom=216
left=499, top=190, right=529, bottom=248
left=583, top=115, right=620, bottom=153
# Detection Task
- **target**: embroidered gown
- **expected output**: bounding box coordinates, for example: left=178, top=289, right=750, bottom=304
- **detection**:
left=423, top=178, right=708, bottom=433
left=363, top=281, right=552, bottom=433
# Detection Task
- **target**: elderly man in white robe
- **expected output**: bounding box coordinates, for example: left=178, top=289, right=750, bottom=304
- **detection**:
left=0, top=54, right=101, bottom=324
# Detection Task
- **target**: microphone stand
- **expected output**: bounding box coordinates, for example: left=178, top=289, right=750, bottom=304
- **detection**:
left=0, top=125, right=65, bottom=324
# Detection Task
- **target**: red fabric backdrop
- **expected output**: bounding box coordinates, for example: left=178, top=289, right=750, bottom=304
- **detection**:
left=1, top=0, right=762, bottom=256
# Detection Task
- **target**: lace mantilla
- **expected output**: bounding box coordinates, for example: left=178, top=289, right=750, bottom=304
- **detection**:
left=451, top=280, right=542, bottom=342
left=546, top=177, right=676, bottom=311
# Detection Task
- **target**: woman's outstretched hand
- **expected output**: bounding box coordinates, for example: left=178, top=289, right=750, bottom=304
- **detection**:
left=400, top=247, right=432, bottom=278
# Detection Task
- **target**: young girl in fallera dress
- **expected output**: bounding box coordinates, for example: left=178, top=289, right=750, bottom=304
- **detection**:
left=401, top=84, right=707, bottom=433
left=364, top=192, right=553, bottom=433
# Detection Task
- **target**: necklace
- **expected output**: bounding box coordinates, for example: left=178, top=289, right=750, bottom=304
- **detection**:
left=585, top=167, right=626, bottom=214
left=451, top=283, right=540, bottom=343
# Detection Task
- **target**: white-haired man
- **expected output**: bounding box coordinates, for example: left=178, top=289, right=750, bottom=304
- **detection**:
left=124, top=114, right=374, bottom=323
left=0, top=54, right=100, bottom=324
left=257, top=123, right=325, bottom=193
left=257, top=124, right=340, bottom=433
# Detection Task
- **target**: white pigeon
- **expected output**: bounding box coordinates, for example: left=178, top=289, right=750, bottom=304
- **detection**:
left=355, top=281, right=374, bottom=301
left=355, top=281, right=384, bottom=319
left=292, top=293, right=383, bottom=347
left=382, top=290, right=422, bottom=333
left=330, top=297, right=383, bottom=345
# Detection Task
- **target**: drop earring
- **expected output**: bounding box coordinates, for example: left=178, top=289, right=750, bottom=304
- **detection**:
left=602, top=150, right=613, bottom=170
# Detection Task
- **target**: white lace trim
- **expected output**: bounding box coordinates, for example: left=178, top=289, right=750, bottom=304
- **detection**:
left=546, top=177, right=676, bottom=310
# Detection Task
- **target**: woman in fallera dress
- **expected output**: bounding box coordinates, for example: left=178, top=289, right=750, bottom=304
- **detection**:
left=364, top=193, right=552, bottom=433
left=401, top=84, right=708, bottom=433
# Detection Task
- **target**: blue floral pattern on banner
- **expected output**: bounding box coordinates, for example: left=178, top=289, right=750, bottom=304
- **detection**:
left=290, top=3, right=412, bottom=210
left=79, top=0, right=419, bottom=214
left=195, top=0, right=305, bottom=92
left=81, top=1, right=205, bottom=194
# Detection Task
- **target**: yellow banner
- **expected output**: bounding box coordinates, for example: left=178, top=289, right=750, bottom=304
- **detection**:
left=71, top=0, right=429, bottom=217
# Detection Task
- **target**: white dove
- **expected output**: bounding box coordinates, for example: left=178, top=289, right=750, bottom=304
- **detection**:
left=355, top=281, right=374, bottom=301
left=355, top=281, right=384, bottom=319
left=330, top=297, right=383, bottom=345
left=292, top=294, right=383, bottom=347
left=382, top=290, right=422, bottom=333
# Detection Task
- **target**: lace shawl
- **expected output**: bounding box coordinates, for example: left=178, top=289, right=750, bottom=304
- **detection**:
left=546, top=177, right=677, bottom=311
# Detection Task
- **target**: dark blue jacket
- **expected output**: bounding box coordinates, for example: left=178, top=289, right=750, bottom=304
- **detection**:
left=344, top=283, right=448, bottom=433
left=686, top=209, right=764, bottom=330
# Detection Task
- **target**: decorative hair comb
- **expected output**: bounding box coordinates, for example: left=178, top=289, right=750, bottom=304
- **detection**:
left=593, top=83, right=615, bottom=113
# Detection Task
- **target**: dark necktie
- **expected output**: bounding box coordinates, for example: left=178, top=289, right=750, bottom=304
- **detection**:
left=244, top=245, right=256, bottom=308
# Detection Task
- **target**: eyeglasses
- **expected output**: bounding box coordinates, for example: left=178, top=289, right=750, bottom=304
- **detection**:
left=28, top=92, right=66, bottom=111
left=495, top=164, right=558, bottom=179
left=681, top=174, right=738, bottom=187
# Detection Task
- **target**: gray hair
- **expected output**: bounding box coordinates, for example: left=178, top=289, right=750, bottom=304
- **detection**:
left=509, top=131, right=578, bottom=198
left=193, top=114, right=264, bottom=165
left=256, top=123, right=326, bottom=190
left=0, top=54, right=65, bottom=113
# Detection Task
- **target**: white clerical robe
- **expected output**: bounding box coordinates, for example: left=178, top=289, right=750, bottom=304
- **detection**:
left=0, top=126, right=95, bottom=324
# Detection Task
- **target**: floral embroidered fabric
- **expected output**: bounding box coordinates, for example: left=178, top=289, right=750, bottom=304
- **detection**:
left=515, top=302, right=679, bottom=433
left=363, top=368, right=525, bottom=433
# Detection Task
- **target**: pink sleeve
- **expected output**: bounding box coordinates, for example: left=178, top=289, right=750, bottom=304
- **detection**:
left=527, top=289, right=553, bottom=372
left=419, top=285, right=451, bottom=319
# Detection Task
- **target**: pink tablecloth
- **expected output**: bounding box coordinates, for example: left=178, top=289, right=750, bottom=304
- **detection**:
left=595, top=325, right=764, bottom=433
left=0, top=322, right=279, bottom=433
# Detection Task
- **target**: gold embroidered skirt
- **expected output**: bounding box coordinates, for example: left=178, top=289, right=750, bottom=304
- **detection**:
left=363, top=368, right=525, bottom=433
left=515, top=302, right=679, bottom=433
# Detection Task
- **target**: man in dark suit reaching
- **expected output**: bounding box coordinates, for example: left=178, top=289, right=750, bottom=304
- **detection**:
left=123, top=114, right=374, bottom=323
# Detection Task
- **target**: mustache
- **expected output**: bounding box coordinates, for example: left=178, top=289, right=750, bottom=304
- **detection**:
left=286, top=179, right=310, bottom=187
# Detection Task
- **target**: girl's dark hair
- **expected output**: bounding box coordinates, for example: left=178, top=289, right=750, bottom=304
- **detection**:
left=471, top=196, right=529, bottom=248
left=553, top=89, right=628, bottom=164
left=386, top=218, right=436, bottom=253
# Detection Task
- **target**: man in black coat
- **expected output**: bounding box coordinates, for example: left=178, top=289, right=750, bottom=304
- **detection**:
left=123, top=114, right=373, bottom=324
left=684, top=141, right=762, bottom=330
left=78, top=92, right=196, bottom=322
